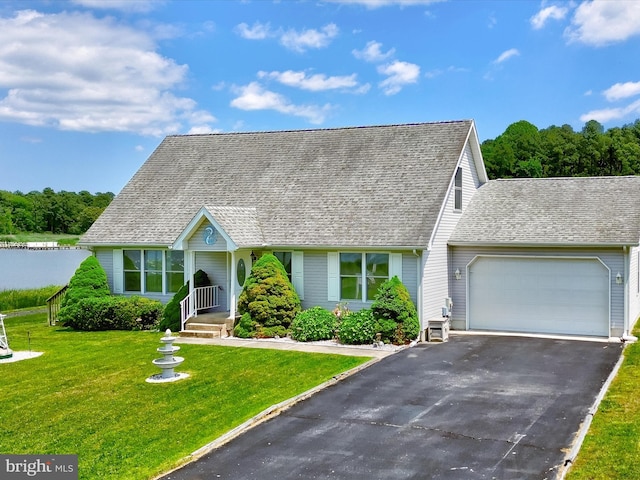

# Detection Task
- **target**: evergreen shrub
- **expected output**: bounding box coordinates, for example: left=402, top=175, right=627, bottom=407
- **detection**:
left=371, top=276, right=420, bottom=344
left=291, top=306, right=337, bottom=342
left=233, top=313, right=257, bottom=338
left=237, top=254, right=301, bottom=333
left=60, top=256, right=110, bottom=309
left=159, top=269, right=211, bottom=332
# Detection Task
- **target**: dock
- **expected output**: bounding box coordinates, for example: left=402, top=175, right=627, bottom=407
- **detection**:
left=0, top=241, right=81, bottom=250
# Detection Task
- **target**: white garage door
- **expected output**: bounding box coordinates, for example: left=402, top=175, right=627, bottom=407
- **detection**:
left=468, top=257, right=609, bottom=336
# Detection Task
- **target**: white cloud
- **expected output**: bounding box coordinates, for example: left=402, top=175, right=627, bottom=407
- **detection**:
left=530, top=5, right=568, bottom=30
left=327, top=0, right=445, bottom=9
left=258, top=70, right=360, bottom=91
left=280, top=23, right=338, bottom=52
left=230, top=82, right=331, bottom=124
left=71, top=0, right=160, bottom=13
left=603, top=81, right=640, bottom=101
left=0, top=9, right=216, bottom=135
left=377, top=60, right=420, bottom=95
left=425, top=65, right=468, bottom=79
left=352, top=40, right=395, bottom=62
left=565, top=1, right=640, bottom=46
left=493, top=48, right=520, bottom=64
left=235, top=21, right=273, bottom=40
left=580, top=99, right=640, bottom=123
left=187, top=125, right=221, bottom=134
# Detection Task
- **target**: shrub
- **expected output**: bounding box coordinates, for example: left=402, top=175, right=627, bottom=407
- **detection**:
left=337, top=309, right=377, bottom=345
left=238, top=254, right=301, bottom=330
left=159, top=269, right=211, bottom=332
left=233, top=313, right=257, bottom=338
left=255, top=325, right=289, bottom=339
left=61, top=256, right=110, bottom=308
left=62, top=296, right=162, bottom=331
left=291, top=306, right=337, bottom=342
left=371, top=276, right=419, bottom=344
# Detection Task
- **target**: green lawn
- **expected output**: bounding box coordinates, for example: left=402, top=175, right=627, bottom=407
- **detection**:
left=0, top=313, right=370, bottom=479
left=0, top=232, right=80, bottom=245
left=567, top=328, right=640, bottom=479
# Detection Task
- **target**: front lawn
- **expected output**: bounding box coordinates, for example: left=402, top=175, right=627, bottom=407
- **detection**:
left=567, top=327, right=640, bottom=479
left=0, top=313, right=370, bottom=479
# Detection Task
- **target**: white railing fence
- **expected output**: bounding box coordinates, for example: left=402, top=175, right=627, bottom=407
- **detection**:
left=180, top=285, right=220, bottom=331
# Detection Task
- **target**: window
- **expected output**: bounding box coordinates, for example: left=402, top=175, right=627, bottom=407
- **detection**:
left=274, top=251, right=292, bottom=282
left=123, top=250, right=184, bottom=294
left=123, top=250, right=141, bottom=292
left=340, top=253, right=389, bottom=301
left=166, top=250, right=185, bottom=293
left=454, top=167, right=462, bottom=210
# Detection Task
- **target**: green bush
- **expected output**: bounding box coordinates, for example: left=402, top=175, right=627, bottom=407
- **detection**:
left=62, top=296, right=162, bottom=331
left=371, top=276, right=419, bottom=344
left=291, top=306, right=337, bottom=342
left=255, top=325, right=289, bottom=339
left=238, top=254, right=301, bottom=330
left=159, top=269, right=211, bottom=332
left=337, top=309, right=377, bottom=345
left=233, top=313, right=257, bottom=338
left=61, top=256, right=110, bottom=308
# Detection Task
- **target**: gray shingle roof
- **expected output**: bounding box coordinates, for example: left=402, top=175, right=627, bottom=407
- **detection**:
left=449, top=176, right=640, bottom=246
left=81, top=121, right=475, bottom=248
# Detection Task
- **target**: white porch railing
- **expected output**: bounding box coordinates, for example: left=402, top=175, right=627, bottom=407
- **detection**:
left=180, top=285, right=221, bottom=331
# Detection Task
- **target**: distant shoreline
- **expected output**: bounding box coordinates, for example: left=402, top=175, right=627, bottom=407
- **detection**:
left=0, top=242, right=85, bottom=250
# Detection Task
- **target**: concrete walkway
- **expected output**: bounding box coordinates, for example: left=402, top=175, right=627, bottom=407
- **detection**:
left=175, top=335, right=402, bottom=358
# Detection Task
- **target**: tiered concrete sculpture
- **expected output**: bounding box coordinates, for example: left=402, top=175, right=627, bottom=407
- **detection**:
left=146, top=329, right=188, bottom=383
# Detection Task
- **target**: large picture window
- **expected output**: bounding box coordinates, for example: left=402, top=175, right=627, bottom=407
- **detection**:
left=340, top=253, right=389, bottom=301
left=123, top=250, right=184, bottom=294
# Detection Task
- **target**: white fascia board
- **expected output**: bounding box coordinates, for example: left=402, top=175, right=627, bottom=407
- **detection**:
left=171, top=206, right=238, bottom=251
left=466, top=120, right=489, bottom=184
left=447, top=241, right=639, bottom=248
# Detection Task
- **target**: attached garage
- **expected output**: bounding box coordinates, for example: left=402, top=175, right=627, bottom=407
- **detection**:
left=468, top=256, right=610, bottom=337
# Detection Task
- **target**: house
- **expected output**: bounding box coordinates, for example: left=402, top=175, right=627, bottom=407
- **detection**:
left=80, top=120, right=640, bottom=340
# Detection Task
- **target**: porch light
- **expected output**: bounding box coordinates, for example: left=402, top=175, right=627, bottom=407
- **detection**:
left=454, top=268, right=461, bottom=280
left=250, top=251, right=257, bottom=262
left=616, top=272, right=623, bottom=284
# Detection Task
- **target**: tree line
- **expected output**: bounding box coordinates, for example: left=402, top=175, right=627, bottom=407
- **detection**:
left=481, top=119, right=640, bottom=179
left=0, top=188, right=114, bottom=235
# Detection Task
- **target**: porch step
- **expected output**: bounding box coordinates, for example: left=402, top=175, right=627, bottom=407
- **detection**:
left=181, top=322, right=229, bottom=339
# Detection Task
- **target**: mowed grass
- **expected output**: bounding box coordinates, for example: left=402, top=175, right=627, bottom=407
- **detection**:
left=0, top=313, right=370, bottom=479
left=567, top=325, right=640, bottom=479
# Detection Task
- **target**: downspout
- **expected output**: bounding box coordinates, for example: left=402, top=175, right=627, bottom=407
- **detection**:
left=189, top=250, right=196, bottom=321
left=622, top=246, right=637, bottom=342
left=413, top=249, right=424, bottom=341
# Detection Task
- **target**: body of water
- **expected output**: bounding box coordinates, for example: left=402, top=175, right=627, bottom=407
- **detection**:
left=0, top=249, right=92, bottom=291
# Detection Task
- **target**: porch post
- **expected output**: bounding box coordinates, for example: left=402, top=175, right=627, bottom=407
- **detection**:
left=230, top=250, right=237, bottom=319
left=189, top=250, right=196, bottom=318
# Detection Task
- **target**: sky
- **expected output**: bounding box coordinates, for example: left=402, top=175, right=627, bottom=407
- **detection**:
left=1, top=0, right=640, bottom=194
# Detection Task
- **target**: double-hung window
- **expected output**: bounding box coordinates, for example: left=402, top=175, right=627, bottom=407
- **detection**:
left=340, top=253, right=389, bottom=301
left=120, top=249, right=184, bottom=294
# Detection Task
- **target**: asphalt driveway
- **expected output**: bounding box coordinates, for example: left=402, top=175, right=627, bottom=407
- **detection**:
left=160, top=335, right=622, bottom=480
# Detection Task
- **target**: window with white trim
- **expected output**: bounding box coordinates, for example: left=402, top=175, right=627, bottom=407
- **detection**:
left=454, top=167, right=462, bottom=211
left=123, top=249, right=184, bottom=294
left=340, top=253, right=389, bottom=301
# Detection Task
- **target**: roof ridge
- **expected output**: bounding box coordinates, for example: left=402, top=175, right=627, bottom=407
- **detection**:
left=166, top=120, right=473, bottom=138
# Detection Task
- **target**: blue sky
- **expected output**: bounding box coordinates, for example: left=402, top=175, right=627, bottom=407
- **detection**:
left=1, top=0, right=640, bottom=194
